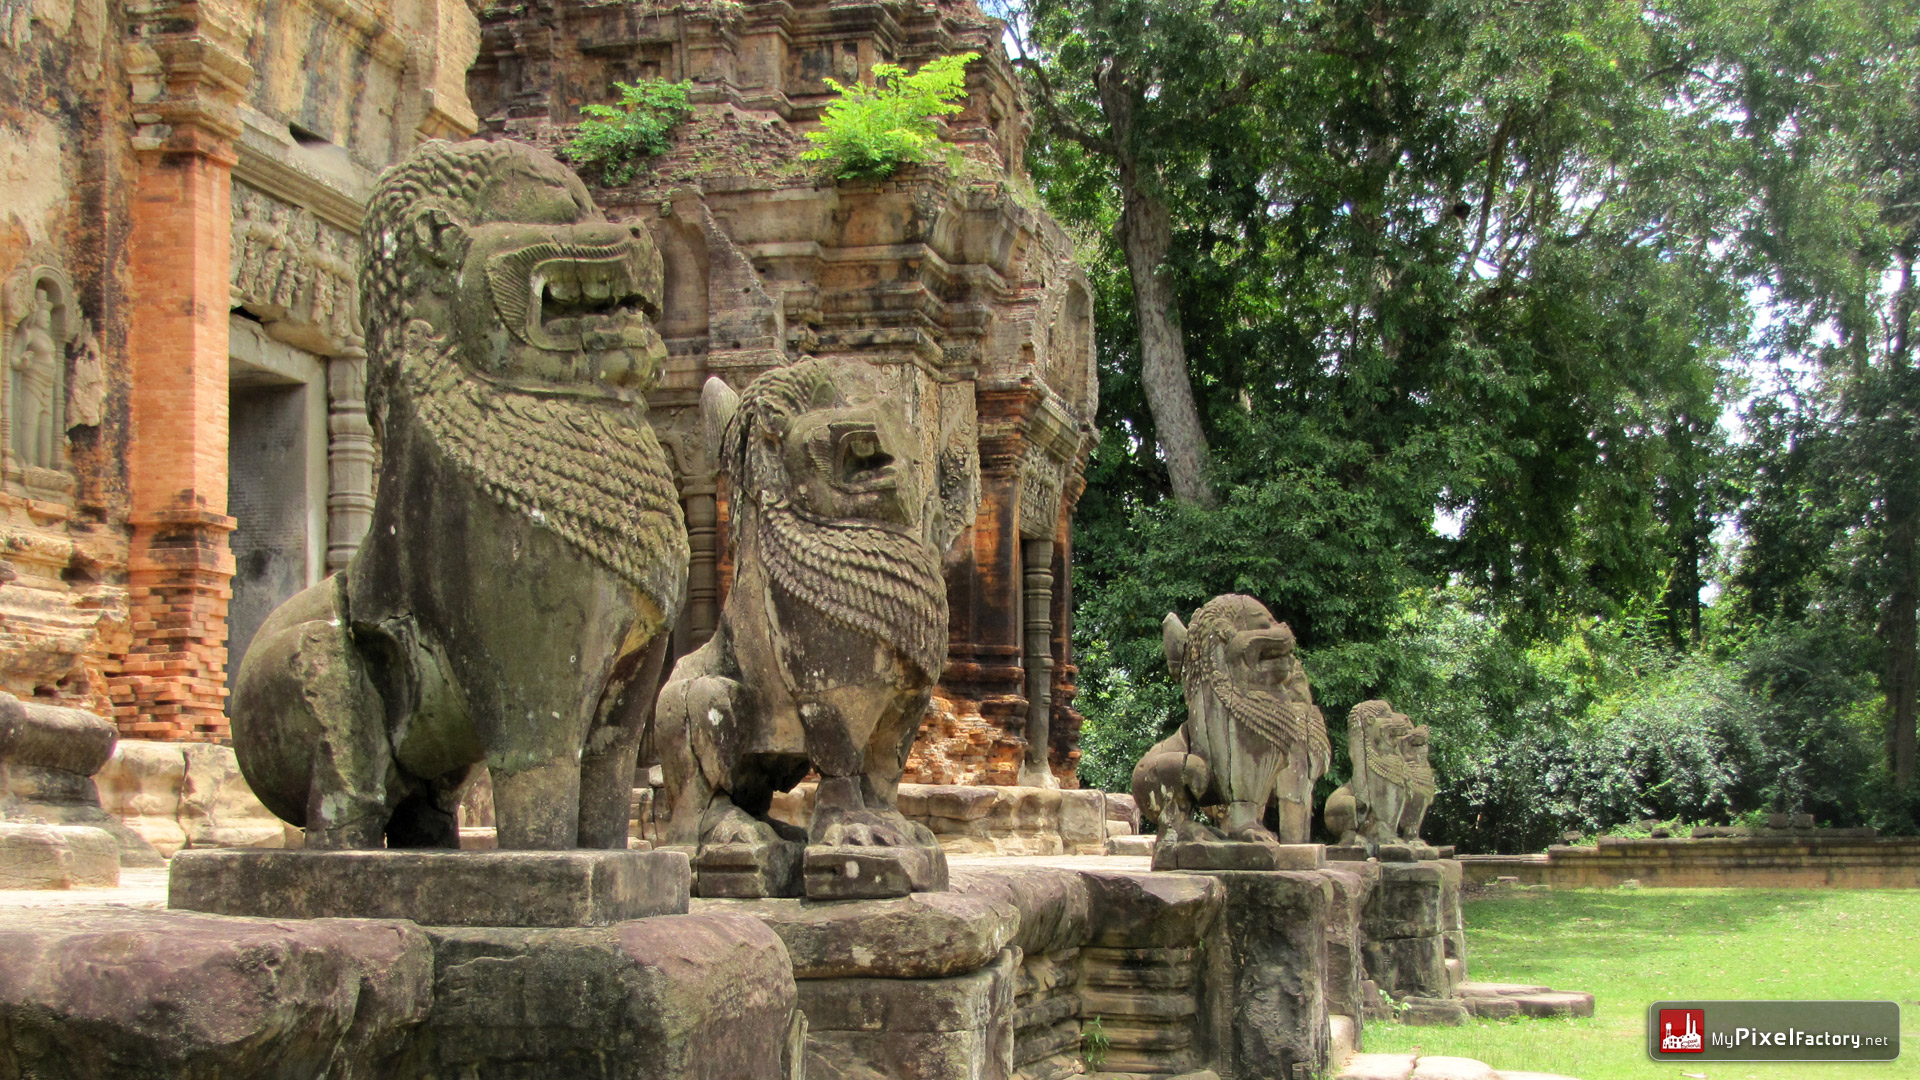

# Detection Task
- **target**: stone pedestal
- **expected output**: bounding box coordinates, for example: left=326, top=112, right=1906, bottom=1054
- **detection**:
left=169, top=849, right=691, bottom=927
left=696, top=839, right=804, bottom=899
left=1202, top=871, right=1334, bottom=1080
left=1360, top=861, right=1448, bottom=1000
left=0, top=692, right=163, bottom=868
left=803, top=844, right=949, bottom=900
left=1153, top=840, right=1324, bottom=872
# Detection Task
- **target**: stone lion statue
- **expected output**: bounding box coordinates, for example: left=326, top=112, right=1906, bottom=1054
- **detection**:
left=1323, top=700, right=1415, bottom=849
left=1399, top=723, right=1436, bottom=842
left=1131, top=594, right=1330, bottom=848
left=655, top=359, right=963, bottom=898
left=231, top=140, right=688, bottom=850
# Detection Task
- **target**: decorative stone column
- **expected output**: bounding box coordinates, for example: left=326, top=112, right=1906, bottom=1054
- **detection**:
left=683, top=481, right=720, bottom=646
left=326, top=347, right=376, bottom=574
left=1019, top=536, right=1055, bottom=788
left=118, top=0, right=254, bottom=740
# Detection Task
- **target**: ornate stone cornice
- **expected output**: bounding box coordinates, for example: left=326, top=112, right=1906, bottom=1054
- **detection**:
left=124, top=0, right=258, bottom=156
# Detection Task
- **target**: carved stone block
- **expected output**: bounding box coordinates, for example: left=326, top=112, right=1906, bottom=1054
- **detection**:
left=167, top=849, right=692, bottom=927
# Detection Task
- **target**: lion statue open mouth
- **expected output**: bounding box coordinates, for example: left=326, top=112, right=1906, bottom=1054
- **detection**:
left=230, top=139, right=688, bottom=851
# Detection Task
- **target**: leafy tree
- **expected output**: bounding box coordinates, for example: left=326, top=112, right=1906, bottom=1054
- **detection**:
left=567, top=80, right=694, bottom=186
left=801, top=53, right=979, bottom=180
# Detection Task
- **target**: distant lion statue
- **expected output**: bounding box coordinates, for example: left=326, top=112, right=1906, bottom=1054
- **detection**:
left=1323, top=700, right=1416, bottom=850
left=231, top=140, right=688, bottom=850
left=1131, top=594, right=1330, bottom=850
left=655, top=359, right=969, bottom=898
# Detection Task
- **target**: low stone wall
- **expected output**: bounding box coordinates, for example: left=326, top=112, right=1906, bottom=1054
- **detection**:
left=93, top=740, right=293, bottom=857
left=634, top=782, right=1142, bottom=857
left=1460, top=835, right=1920, bottom=889
left=0, top=855, right=1475, bottom=1079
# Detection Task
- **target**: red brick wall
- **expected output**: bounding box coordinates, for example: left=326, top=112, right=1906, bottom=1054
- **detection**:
left=117, top=147, right=236, bottom=740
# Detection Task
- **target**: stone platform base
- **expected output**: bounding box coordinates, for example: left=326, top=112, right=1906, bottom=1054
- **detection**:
left=1153, top=840, right=1324, bottom=871
left=169, top=849, right=691, bottom=926
left=0, top=823, right=119, bottom=889
left=0, top=905, right=794, bottom=1080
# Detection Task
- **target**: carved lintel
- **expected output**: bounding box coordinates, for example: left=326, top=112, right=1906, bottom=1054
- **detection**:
left=231, top=182, right=362, bottom=357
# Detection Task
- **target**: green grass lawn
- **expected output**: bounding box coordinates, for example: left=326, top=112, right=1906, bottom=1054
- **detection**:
left=1361, top=887, right=1920, bottom=1080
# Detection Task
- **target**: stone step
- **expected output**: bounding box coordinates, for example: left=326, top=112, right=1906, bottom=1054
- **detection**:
left=1456, top=981, right=1552, bottom=998
left=1399, top=998, right=1471, bottom=1026
left=1510, top=991, right=1594, bottom=1019
left=1462, top=995, right=1520, bottom=1019
left=1410, top=1056, right=1497, bottom=1080
left=1104, top=834, right=1155, bottom=857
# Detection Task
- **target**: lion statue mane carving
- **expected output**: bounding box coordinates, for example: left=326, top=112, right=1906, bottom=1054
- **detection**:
left=656, top=358, right=968, bottom=898
left=1131, top=594, right=1331, bottom=849
left=231, top=139, right=688, bottom=850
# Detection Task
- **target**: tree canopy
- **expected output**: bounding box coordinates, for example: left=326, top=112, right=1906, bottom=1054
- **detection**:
left=999, top=0, right=1920, bottom=839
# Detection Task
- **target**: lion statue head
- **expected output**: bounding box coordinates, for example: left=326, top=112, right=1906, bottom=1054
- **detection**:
left=1169, top=594, right=1325, bottom=757
left=356, top=139, right=687, bottom=617
left=701, top=359, right=950, bottom=683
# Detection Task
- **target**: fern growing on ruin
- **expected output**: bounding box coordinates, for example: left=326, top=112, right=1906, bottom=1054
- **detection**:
left=801, top=53, right=977, bottom=181
left=567, top=79, right=694, bottom=186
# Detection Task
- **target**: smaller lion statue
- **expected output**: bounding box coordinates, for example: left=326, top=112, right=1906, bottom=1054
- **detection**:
left=1323, top=700, right=1419, bottom=850
left=654, top=359, right=968, bottom=898
left=1131, top=594, right=1330, bottom=851
left=230, top=140, right=688, bottom=851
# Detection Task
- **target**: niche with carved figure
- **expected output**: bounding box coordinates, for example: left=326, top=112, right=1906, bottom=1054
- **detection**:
left=1, top=254, right=86, bottom=477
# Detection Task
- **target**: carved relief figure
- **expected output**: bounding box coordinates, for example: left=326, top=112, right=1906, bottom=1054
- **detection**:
left=10, top=285, right=60, bottom=468
left=66, top=321, right=103, bottom=429
left=230, top=140, right=688, bottom=850
left=1131, top=594, right=1330, bottom=847
left=656, top=359, right=961, bottom=898
left=1322, top=699, right=1414, bottom=849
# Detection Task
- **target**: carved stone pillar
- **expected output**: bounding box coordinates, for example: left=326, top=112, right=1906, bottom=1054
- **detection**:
left=326, top=347, right=376, bottom=573
left=118, top=0, right=253, bottom=739
left=683, top=482, right=719, bottom=646
left=1019, top=537, right=1056, bottom=788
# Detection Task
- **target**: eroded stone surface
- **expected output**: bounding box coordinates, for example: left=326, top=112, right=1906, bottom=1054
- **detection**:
left=0, top=823, right=117, bottom=888
left=403, top=914, right=795, bottom=1079
left=168, top=849, right=691, bottom=927
left=705, top=889, right=1019, bottom=979
left=0, top=907, right=432, bottom=1078
left=0, top=695, right=162, bottom=867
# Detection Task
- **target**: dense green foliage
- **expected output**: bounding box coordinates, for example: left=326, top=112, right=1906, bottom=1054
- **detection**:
left=1003, top=0, right=1920, bottom=845
left=567, top=80, right=694, bottom=186
left=801, top=53, right=979, bottom=180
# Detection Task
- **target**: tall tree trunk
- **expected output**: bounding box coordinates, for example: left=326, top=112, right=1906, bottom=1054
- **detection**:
left=1097, top=67, right=1217, bottom=508
left=1881, top=491, right=1918, bottom=788
left=1885, top=250, right=1919, bottom=788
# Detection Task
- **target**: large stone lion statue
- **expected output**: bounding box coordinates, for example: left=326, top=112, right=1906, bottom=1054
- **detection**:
left=231, top=140, right=688, bottom=850
left=1131, top=594, right=1331, bottom=848
left=655, top=359, right=964, bottom=898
